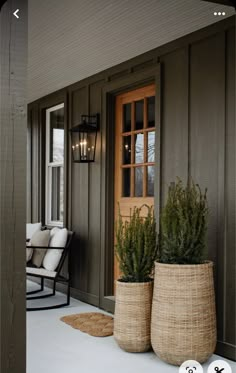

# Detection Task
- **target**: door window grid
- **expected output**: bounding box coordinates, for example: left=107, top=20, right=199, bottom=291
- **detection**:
left=121, top=96, right=155, bottom=198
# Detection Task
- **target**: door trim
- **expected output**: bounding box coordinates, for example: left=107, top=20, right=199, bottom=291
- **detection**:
left=99, top=65, right=161, bottom=312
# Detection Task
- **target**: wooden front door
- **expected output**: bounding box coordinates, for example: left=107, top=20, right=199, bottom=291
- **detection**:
left=114, top=84, right=156, bottom=282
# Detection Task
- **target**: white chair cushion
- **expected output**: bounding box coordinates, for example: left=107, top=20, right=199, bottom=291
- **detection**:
left=50, top=227, right=58, bottom=238
left=26, top=242, right=33, bottom=262
left=43, top=228, right=68, bottom=271
left=26, top=266, right=57, bottom=278
left=26, top=222, right=42, bottom=240
left=31, top=230, right=50, bottom=268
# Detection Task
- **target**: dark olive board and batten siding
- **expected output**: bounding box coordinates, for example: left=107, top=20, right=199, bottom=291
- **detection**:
left=28, top=17, right=236, bottom=360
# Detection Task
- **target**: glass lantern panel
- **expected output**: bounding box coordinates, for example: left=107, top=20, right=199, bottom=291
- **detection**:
left=71, top=132, right=81, bottom=161
left=78, top=131, right=96, bottom=162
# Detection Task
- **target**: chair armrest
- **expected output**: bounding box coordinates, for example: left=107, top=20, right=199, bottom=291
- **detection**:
left=26, top=246, right=65, bottom=250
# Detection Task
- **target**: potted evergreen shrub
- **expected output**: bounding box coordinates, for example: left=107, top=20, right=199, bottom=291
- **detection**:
left=114, top=205, right=157, bottom=352
left=151, top=179, right=217, bottom=365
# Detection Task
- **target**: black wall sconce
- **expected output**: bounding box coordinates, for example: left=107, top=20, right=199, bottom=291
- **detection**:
left=69, top=114, right=99, bottom=163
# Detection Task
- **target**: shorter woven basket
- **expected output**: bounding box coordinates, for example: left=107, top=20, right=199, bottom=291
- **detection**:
left=151, top=261, right=217, bottom=365
left=114, top=280, right=153, bottom=352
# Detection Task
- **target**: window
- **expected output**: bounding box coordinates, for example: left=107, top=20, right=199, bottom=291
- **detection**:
left=121, top=95, right=155, bottom=198
left=45, top=104, right=64, bottom=226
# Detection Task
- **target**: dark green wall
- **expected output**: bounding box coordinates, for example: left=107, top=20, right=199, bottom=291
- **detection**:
left=28, top=17, right=235, bottom=360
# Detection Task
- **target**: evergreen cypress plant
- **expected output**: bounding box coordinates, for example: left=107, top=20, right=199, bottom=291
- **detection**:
left=115, top=204, right=157, bottom=282
left=151, top=179, right=216, bottom=365
left=158, top=179, right=208, bottom=264
left=114, top=204, right=157, bottom=352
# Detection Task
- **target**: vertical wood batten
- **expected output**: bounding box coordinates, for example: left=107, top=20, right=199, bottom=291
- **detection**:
left=70, top=85, right=89, bottom=292
left=217, top=31, right=227, bottom=346
left=154, top=64, right=161, bottom=228
left=67, top=90, right=73, bottom=230
left=131, top=102, right=135, bottom=197
left=143, top=97, right=148, bottom=197
left=27, top=109, right=32, bottom=222
left=87, top=80, right=103, bottom=300
left=63, top=92, right=69, bottom=229
left=160, top=47, right=189, bottom=203
left=224, top=26, right=235, bottom=348
left=0, top=0, right=27, bottom=371
left=187, top=45, right=191, bottom=180
left=31, top=104, right=40, bottom=222
left=190, top=32, right=225, bottom=341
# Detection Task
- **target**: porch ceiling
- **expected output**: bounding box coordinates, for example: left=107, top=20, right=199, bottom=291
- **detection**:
left=28, top=0, right=235, bottom=102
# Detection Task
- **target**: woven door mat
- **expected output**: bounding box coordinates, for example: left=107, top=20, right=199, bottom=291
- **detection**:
left=60, top=312, right=114, bottom=337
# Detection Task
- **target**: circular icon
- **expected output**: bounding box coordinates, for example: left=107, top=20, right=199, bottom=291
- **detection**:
left=207, top=360, right=232, bottom=373
left=179, top=360, right=203, bottom=373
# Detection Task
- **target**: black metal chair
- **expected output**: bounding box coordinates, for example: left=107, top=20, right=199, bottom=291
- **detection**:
left=26, top=230, right=74, bottom=311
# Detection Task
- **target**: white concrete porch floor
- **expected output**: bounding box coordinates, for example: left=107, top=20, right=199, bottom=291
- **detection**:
left=27, top=281, right=236, bottom=373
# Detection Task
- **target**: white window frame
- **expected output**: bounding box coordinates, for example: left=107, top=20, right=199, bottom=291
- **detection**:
left=45, top=103, right=64, bottom=227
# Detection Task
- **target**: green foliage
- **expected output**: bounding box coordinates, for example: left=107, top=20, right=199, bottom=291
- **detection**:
left=115, top=205, right=157, bottom=282
left=158, top=179, right=208, bottom=264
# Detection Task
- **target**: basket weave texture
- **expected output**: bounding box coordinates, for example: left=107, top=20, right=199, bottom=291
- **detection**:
left=114, top=281, right=153, bottom=352
left=151, top=261, right=216, bottom=365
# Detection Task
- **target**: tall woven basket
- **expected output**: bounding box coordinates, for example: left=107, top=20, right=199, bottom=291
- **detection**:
left=151, top=262, right=216, bottom=365
left=114, top=281, right=153, bottom=352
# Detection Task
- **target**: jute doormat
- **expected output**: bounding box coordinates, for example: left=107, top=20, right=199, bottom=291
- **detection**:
left=60, top=312, right=113, bottom=337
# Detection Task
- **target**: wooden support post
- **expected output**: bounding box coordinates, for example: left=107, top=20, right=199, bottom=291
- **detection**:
left=0, top=0, right=27, bottom=372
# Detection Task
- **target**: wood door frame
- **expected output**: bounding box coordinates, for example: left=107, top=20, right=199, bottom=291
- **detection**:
left=114, top=84, right=156, bottom=283
left=99, top=65, right=161, bottom=312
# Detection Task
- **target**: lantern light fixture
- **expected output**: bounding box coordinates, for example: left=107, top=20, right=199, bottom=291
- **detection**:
left=69, top=114, right=99, bottom=163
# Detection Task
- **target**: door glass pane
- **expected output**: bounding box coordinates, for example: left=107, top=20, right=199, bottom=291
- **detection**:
left=122, top=168, right=131, bottom=197
left=147, top=165, right=155, bottom=197
left=148, top=131, right=155, bottom=162
left=49, top=107, right=64, bottom=162
left=147, top=96, right=155, bottom=128
left=135, top=167, right=143, bottom=197
left=135, top=100, right=143, bottom=130
left=135, top=133, right=144, bottom=164
left=123, top=103, right=131, bottom=132
left=51, top=166, right=64, bottom=221
left=123, top=136, right=131, bottom=165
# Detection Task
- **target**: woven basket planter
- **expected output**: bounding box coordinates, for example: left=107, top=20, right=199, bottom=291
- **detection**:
left=114, top=280, right=153, bottom=352
left=151, top=261, right=216, bottom=365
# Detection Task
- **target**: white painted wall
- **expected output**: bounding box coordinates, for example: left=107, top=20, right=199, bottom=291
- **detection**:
left=28, top=0, right=235, bottom=102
